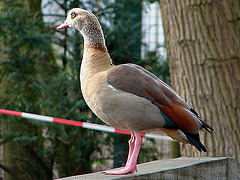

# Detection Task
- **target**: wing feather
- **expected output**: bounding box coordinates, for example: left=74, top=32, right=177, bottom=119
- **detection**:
left=107, top=64, right=202, bottom=133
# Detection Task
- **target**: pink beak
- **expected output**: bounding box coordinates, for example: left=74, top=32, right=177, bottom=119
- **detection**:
left=56, top=21, right=69, bottom=30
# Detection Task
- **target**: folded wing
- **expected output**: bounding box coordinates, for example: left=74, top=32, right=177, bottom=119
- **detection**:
left=107, top=64, right=203, bottom=133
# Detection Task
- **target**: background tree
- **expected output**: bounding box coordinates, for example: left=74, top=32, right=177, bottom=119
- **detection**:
left=1, top=0, right=171, bottom=179
left=159, top=0, right=240, bottom=160
left=0, top=0, right=57, bottom=179
left=0, top=0, right=106, bottom=178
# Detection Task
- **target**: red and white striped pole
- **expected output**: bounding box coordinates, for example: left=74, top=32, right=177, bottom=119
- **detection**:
left=0, top=109, right=172, bottom=141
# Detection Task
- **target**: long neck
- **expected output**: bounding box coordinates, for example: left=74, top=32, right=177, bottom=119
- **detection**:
left=79, top=17, right=113, bottom=77
left=80, top=47, right=113, bottom=79
left=80, top=20, right=106, bottom=47
left=80, top=36, right=112, bottom=77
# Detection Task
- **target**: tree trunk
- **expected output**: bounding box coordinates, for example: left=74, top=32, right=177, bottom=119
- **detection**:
left=159, top=0, right=240, bottom=160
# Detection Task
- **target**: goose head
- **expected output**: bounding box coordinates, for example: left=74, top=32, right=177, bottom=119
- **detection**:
left=57, top=8, right=105, bottom=46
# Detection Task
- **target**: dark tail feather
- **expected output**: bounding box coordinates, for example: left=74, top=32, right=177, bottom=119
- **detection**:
left=182, top=130, right=207, bottom=152
left=190, top=108, right=214, bottom=133
left=186, top=108, right=213, bottom=152
left=201, top=121, right=214, bottom=133
left=190, top=108, right=200, bottom=117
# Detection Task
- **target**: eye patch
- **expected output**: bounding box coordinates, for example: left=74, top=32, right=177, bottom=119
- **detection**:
left=71, top=12, right=77, bottom=19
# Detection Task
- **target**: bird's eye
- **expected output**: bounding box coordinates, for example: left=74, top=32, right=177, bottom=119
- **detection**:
left=71, top=12, right=77, bottom=19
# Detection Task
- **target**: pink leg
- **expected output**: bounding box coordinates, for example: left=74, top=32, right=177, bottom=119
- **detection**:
left=126, top=133, right=135, bottom=166
left=125, top=133, right=137, bottom=172
left=102, top=132, right=142, bottom=175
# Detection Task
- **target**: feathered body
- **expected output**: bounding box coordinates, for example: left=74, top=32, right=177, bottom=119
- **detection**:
left=57, top=8, right=213, bottom=175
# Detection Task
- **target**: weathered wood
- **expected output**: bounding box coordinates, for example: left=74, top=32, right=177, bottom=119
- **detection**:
left=59, top=157, right=240, bottom=179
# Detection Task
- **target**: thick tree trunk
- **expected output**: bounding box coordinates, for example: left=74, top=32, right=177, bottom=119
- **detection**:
left=159, top=0, right=240, bottom=160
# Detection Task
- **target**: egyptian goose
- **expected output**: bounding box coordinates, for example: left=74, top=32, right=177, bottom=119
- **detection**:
left=57, top=8, right=213, bottom=175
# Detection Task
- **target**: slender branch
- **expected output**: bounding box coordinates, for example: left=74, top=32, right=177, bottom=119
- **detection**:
left=73, top=162, right=83, bottom=175
left=25, top=144, right=53, bottom=180
left=52, top=0, right=67, bottom=10
left=4, top=75, right=32, bottom=109
left=0, top=163, right=16, bottom=177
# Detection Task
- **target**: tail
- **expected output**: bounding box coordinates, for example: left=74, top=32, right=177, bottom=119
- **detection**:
left=190, top=108, right=214, bottom=133
left=182, top=114, right=214, bottom=152
left=182, top=130, right=207, bottom=152
left=201, top=120, right=214, bottom=133
left=161, top=107, right=214, bottom=152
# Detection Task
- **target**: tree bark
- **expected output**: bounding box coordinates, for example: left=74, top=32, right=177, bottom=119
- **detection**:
left=159, top=0, right=240, bottom=160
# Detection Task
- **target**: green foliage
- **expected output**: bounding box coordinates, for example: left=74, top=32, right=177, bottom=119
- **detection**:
left=0, top=2, right=57, bottom=179
left=102, top=1, right=142, bottom=65
left=0, top=0, right=109, bottom=179
left=0, top=0, right=170, bottom=179
left=0, top=3, right=56, bottom=109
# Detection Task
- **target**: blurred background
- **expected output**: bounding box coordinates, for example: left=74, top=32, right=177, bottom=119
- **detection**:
left=0, top=0, right=172, bottom=179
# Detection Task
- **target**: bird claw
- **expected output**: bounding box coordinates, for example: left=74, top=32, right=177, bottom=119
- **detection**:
left=101, top=165, right=137, bottom=175
left=101, top=171, right=110, bottom=175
